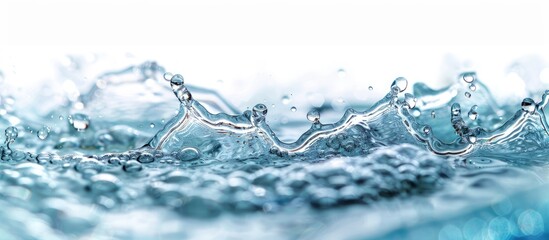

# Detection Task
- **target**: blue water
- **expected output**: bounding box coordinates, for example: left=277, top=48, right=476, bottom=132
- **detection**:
left=1, top=59, right=549, bottom=239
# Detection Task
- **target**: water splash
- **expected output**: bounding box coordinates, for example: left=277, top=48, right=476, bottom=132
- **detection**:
left=147, top=70, right=549, bottom=163
left=2, top=59, right=549, bottom=239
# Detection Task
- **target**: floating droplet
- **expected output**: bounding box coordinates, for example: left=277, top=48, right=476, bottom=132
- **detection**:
left=37, top=126, right=51, bottom=140
left=291, top=106, right=297, bottom=112
left=163, top=72, right=174, bottom=81
left=391, top=77, right=408, bottom=93
left=469, top=83, right=477, bottom=91
left=306, top=109, right=320, bottom=123
left=465, top=92, right=471, bottom=98
left=460, top=72, right=477, bottom=83
left=368, top=86, right=373, bottom=91
left=5, top=126, right=18, bottom=143
left=69, top=113, right=90, bottom=131
left=281, top=95, right=291, bottom=105
left=404, top=93, right=417, bottom=108
left=468, top=105, right=478, bottom=120
left=521, top=98, right=536, bottom=114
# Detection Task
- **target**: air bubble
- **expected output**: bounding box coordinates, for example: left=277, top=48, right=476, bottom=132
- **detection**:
left=368, top=86, right=373, bottom=91
left=150, top=123, right=155, bottom=128
left=306, top=109, right=320, bottom=123
left=465, top=92, right=471, bottom=98
left=291, top=106, right=297, bottom=112
left=431, top=111, right=436, bottom=119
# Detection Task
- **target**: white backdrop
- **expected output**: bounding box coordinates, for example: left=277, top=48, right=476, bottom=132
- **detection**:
left=1, top=0, right=549, bottom=115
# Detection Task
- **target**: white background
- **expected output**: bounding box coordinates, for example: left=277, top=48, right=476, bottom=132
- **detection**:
left=1, top=0, right=549, bottom=114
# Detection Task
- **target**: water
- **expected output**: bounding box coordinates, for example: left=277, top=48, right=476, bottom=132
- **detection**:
left=1, top=59, right=549, bottom=239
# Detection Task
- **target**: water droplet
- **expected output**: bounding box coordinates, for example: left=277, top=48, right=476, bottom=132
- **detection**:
left=5, top=126, right=18, bottom=143
left=468, top=135, right=477, bottom=144
left=96, top=79, right=107, bottom=89
left=137, top=152, right=155, bottom=163
left=90, top=173, right=120, bottom=193
left=411, top=108, right=421, bottom=117
left=521, top=98, right=536, bottom=113
left=404, top=93, right=417, bottom=108
left=59, top=115, right=64, bottom=120
left=281, top=95, right=291, bottom=105
left=252, top=104, right=268, bottom=119
left=306, top=109, right=320, bottom=123
left=468, top=105, right=478, bottom=120
left=150, top=123, right=155, bottom=128
left=451, top=103, right=461, bottom=116
left=291, top=106, right=297, bottom=112
left=465, top=92, right=471, bottom=98
left=469, top=83, right=477, bottom=91
left=306, top=92, right=325, bottom=108
left=368, top=86, right=373, bottom=91
left=169, top=74, right=192, bottom=102
left=460, top=72, right=477, bottom=83
left=37, top=126, right=51, bottom=140
left=176, top=147, right=201, bottom=161
left=431, top=111, right=436, bottom=119
left=68, top=113, right=90, bottom=131
left=337, top=68, right=346, bottom=78
left=75, top=157, right=104, bottom=173
left=423, top=125, right=432, bottom=134
left=123, top=160, right=143, bottom=173
left=163, top=72, right=174, bottom=81
left=391, top=77, right=408, bottom=93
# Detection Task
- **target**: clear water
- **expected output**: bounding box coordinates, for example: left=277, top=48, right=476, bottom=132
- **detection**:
left=1, top=58, right=549, bottom=240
